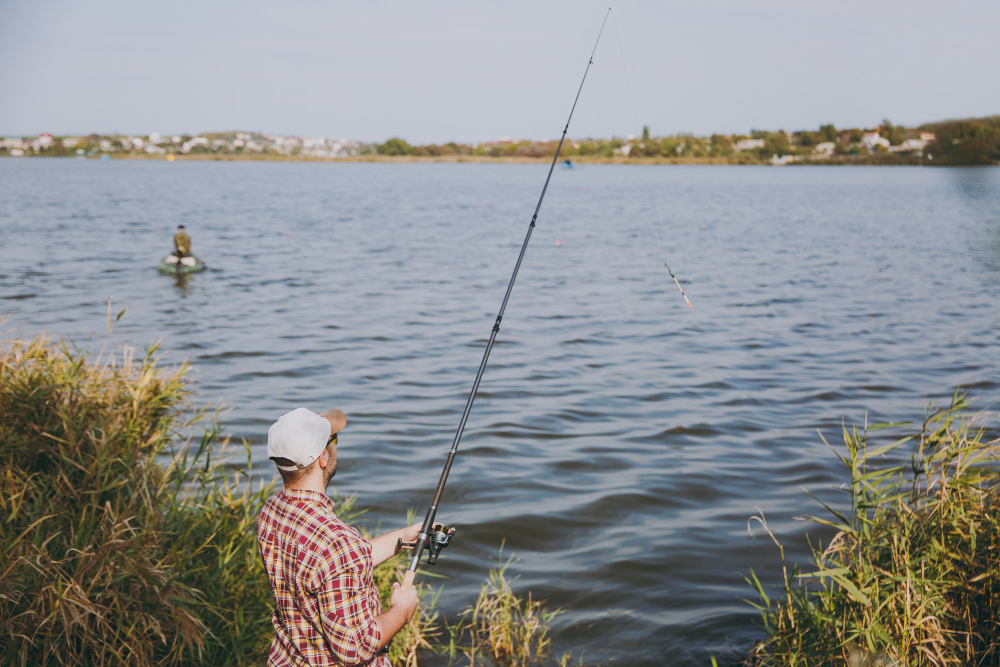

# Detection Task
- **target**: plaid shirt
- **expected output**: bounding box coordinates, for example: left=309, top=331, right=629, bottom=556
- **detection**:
left=257, top=487, right=389, bottom=667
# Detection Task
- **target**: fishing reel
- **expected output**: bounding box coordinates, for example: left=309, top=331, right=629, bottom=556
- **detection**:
left=397, top=525, right=457, bottom=565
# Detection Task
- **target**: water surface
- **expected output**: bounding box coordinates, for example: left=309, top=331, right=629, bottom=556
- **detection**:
left=2, top=159, right=998, bottom=664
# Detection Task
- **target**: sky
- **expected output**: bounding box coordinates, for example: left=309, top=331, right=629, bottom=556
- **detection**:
left=1, top=0, right=998, bottom=143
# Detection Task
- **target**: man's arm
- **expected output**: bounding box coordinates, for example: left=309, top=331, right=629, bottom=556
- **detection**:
left=370, top=523, right=417, bottom=567
left=317, top=570, right=418, bottom=665
left=370, top=521, right=443, bottom=567
left=373, top=582, right=420, bottom=650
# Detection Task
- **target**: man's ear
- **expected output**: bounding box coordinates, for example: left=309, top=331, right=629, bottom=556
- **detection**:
left=318, top=446, right=330, bottom=468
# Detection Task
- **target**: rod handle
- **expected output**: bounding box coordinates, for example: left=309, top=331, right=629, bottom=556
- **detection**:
left=400, top=568, right=416, bottom=590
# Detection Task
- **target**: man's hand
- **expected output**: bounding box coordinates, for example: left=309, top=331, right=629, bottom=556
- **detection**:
left=398, top=521, right=443, bottom=546
left=371, top=521, right=445, bottom=566
left=375, top=580, right=421, bottom=649
left=390, top=582, right=420, bottom=623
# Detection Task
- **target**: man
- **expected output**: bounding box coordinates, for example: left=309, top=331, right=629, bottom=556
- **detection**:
left=173, top=225, right=191, bottom=258
left=257, top=407, right=421, bottom=666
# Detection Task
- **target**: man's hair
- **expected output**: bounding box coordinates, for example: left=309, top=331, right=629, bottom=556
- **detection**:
left=272, top=457, right=315, bottom=485
left=178, top=225, right=186, bottom=230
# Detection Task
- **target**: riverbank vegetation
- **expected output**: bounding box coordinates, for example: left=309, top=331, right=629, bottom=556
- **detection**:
left=745, top=397, right=1000, bottom=665
left=0, top=335, right=565, bottom=666
left=5, top=115, right=998, bottom=166
left=447, top=551, right=566, bottom=666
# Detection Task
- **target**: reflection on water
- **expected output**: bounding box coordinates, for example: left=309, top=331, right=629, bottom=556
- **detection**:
left=1, top=159, right=998, bottom=665
left=170, top=271, right=192, bottom=295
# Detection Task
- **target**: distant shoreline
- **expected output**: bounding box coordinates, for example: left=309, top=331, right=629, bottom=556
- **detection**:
left=3, top=153, right=964, bottom=166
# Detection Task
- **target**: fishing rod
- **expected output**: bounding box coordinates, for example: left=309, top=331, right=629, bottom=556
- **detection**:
left=398, top=8, right=612, bottom=589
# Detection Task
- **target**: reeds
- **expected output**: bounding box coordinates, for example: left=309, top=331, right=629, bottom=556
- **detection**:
left=447, top=550, right=566, bottom=667
left=0, top=336, right=437, bottom=665
left=746, top=395, right=1000, bottom=665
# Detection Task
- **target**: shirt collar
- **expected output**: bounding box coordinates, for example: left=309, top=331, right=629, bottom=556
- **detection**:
left=281, top=486, right=336, bottom=511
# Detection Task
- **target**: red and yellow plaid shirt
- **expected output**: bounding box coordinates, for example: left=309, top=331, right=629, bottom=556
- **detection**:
left=256, top=487, right=389, bottom=667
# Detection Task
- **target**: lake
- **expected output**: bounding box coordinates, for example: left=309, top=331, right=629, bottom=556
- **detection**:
left=1, top=158, right=998, bottom=664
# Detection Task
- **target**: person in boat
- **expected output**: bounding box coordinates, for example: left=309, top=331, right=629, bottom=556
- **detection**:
left=256, top=407, right=421, bottom=666
left=173, top=225, right=191, bottom=259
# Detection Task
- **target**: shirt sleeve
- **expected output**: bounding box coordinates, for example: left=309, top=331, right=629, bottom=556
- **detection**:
left=316, top=569, right=383, bottom=665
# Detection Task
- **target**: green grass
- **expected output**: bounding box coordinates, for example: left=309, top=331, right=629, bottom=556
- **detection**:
left=0, top=336, right=437, bottom=665
left=745, top=395, right=1000, bottom=665
left=445, top=547, right=568, bottom=667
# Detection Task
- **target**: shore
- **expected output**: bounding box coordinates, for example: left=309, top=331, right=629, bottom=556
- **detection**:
left=13, top=152, right=941, bottom=166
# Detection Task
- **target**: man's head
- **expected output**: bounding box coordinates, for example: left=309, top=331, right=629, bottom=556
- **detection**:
left=267, top=407, right=347, bottom=488
left=178, top=225, right=186, bottom=231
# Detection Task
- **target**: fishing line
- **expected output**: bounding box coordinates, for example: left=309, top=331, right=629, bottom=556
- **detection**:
left=609, top=9, right=693, bottom=309
left=397, top=9, right=613, bottom=589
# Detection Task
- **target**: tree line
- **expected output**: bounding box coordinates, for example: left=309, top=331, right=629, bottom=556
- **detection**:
left=368, top=115, right=1000, bottom=165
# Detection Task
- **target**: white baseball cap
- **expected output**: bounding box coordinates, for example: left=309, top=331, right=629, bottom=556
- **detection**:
left=267, top=407, right=346, bottom=471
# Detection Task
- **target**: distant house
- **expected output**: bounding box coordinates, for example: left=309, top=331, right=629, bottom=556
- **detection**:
left=769, top=153, right=801, bottom=166
left=919, top=132, right=936, bottom=142
left=862, top=131, right=890, bottom=152
left=736, top=138, right=765, bottom=151
left=893, top=138, right=928, bottom=153
left=32, top=134, right=54, bottom=151
left=181, top=137, right=208, bottom=153
left=814, top=142, right=836, bottom=157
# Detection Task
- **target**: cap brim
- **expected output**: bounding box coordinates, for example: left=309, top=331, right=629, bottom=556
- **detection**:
left=320, top=408, right=347, bottom=435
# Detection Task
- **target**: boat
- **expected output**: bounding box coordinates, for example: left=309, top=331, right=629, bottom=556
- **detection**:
left=158, top=254, right=206, bottom=274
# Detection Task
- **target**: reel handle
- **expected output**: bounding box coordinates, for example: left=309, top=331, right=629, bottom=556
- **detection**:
left=395, top=526, right=458, bottom=589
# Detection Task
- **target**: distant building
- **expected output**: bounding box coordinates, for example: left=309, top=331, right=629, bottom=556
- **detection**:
left=814, top=142, right=836, bottom=156
left=736, top=138, right=765, bottom=151
left=181, top=137, right=208, bottom=153
left=769, top=153, right=801, bottom=166
left=32, top=134, right=54, bottom=151
left=893, top=138, right=928, bottom=153
left=919, top=132, right=936, bottom=142
left=862, top=131, right=890, bottom=152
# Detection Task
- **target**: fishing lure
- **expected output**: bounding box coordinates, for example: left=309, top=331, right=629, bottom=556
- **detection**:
left=665, top=262, right=693, bottom=308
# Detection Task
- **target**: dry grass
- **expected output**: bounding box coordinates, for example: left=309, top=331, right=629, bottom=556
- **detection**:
left=745, top=395, right=1000, bottom=666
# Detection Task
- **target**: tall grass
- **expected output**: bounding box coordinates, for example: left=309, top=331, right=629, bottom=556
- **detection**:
left=746, top=396, right=1000, bottom=665
left=447, top=550, right=567, bottom=667
left=0, top=336, right=436, bottom=665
